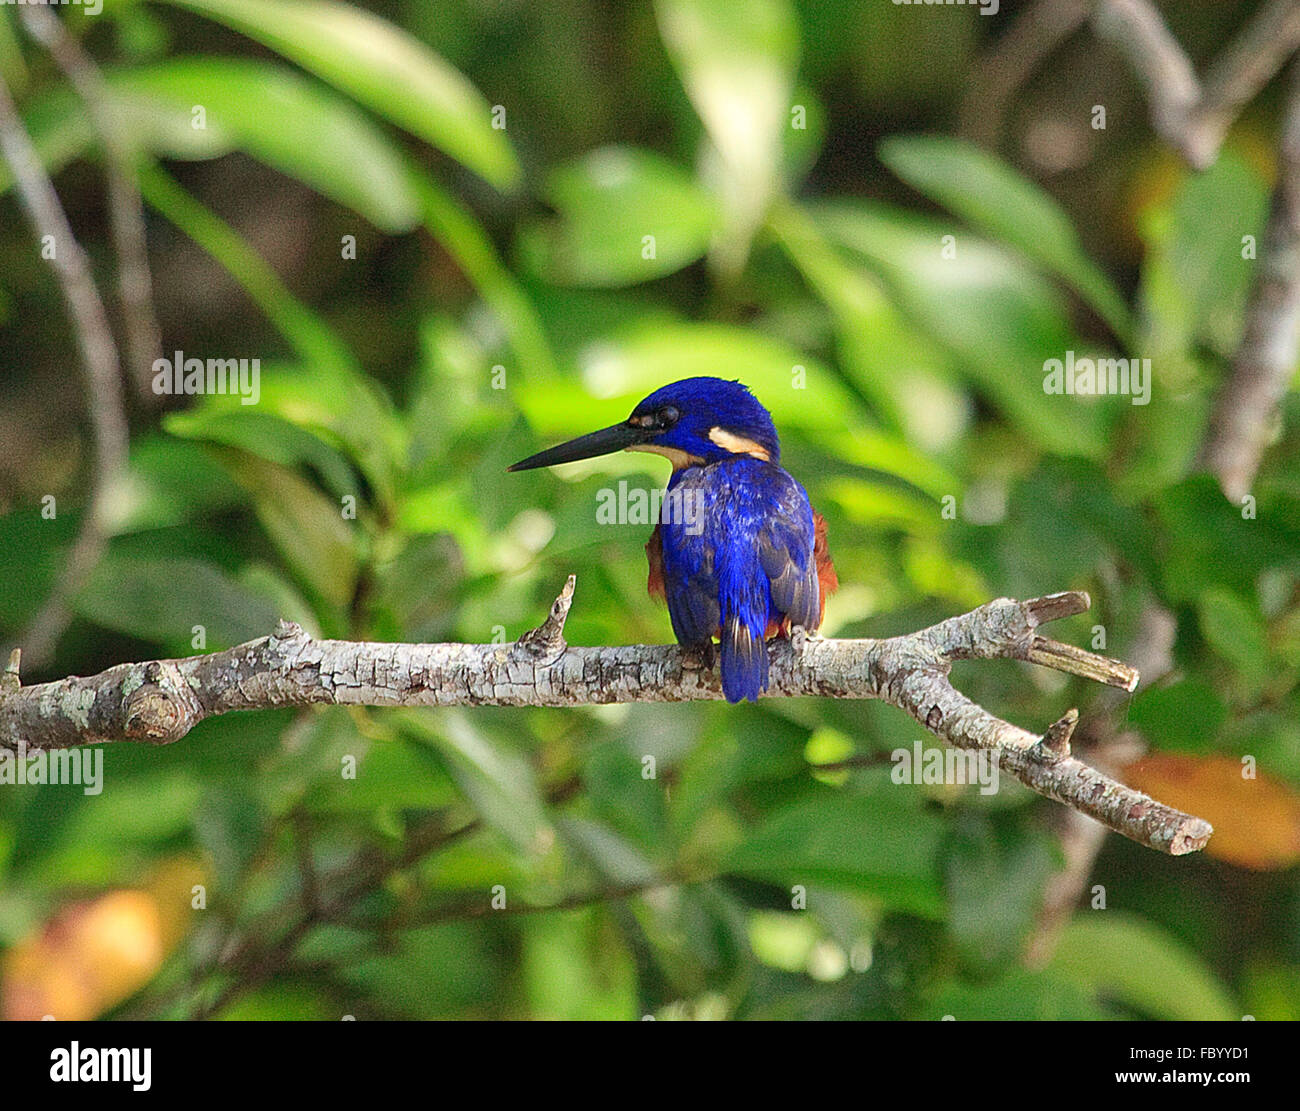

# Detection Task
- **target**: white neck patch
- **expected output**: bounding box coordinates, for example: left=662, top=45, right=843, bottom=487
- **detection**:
left=708, top=426, right=771, bottom=461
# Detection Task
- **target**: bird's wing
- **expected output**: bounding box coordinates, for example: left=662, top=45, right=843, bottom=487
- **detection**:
left=657, top=473, right=721, bottom=649
left=665, top=547, right=721, bottom=648
left=756, top=480, right=823, bottom=634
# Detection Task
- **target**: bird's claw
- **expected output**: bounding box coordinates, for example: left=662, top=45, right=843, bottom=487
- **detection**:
left=682, top=642, right=716, bottom=671
left=789, top=625, right=820, bottom=655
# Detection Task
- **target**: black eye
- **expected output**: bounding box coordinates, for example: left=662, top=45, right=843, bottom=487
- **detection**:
left=658, top=405, right=680, bottom=427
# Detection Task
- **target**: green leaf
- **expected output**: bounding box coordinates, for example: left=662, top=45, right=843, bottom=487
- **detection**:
left=1049, top=914, right=1238, bottom=1020
left=12, top=71, right=551, bottom=385
left=521, top=910, right=638, bottom=1020
left=38, top=772, right=205, bottom=886
left=135, top=163, right=351, bottom=374
left=163, top=408, right=358, bottom=500
left=880, top=135, right=1131, bottom=339
left=416, top=176, right=559, bottom=379
left=209, top=448, right=359, bottom=613
left=526, top=146, right=718, bottom=287
left=215, top=984, right=337, bottom=1020
left=0, top=8, right=27, bottom=94
left=107, top=58, right=421, bottom=232
left=1198, top=587, right=1270, bottom=687
left=371, top=532, right=464, bottom=643
left=769, top=199, right=965, bottom=448
left=1243, top=962, right=1300, bottom=1021
left=138, top=163, right=405, bottom=503
left=823, top=475, right=940, bottom=535
left=1153, top=475, right=1297, bottom=603
left=655, top=0, right=799, bottom=272
left=560, top=817, right=660, bottom=886
left=192, top=783, right=268, bottom=891
left=1130, top=678, right=1228, bottom=754
left=76, top=556, right=282, bottom=649
left=945, top=819, right=1058, bottom=971
left=340, top=922, right=497, bottom=1018
left=120, top=434, right=244, bottom=532
left=263, top=707, right=407, bottom=817
left=579, top=743, right=669, bottom=855
left=1137, top=151, right=1269, bottom=359
left=140, top=167, right=407, bottom=506
left=139, top=0, right=520, bottom=189
left=307, top=732, right=458, bottom=816
left=814, top=199, right=1111, bottom=457
left=926, top=968, right=1111, bottom=1021
left=399, top=711, right=554, bottom=858
left=834, top=427, right=960, bottom=503
left=0, top=508, right=80, bottom=631
left=513, top=320, right=861, bottom=448
left=0, top=86, right=111, bottom=195
left=724, top=783, right=944, bottom=916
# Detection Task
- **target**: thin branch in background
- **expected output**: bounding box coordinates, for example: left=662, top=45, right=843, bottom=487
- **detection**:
left=395, top=877, right=683, bottom=930
left=185, top=774, right=584, bottom=1020
left=958, top=0, right=1090, bottom=149
left=292, top=813, right=322, bottom=919
left=1197, top=0, right=1300, bottom=150
left=1082, top=4, right=1300, bottom=498
left=1091, top=0, right=1201, bottom=160
left=1200, top=58, right=1300, bottom=501
left=963, top=1, right=1300, bottom=501
left=0, top=69, right=128, bottom=672
left=1004, top=2, right=1300, bottom=966
left=19, top=4, right=163, bottom=400
left=1092, top=0, right=1300, bottom=170
left=1021, top=565, right=1180, bottom=966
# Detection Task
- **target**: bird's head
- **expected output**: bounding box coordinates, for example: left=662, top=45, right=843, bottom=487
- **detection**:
left=508, top=377, right=780, bottom=472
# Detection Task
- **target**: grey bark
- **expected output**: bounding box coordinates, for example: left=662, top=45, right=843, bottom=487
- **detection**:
left=0, top=580, right=1212, bottom=857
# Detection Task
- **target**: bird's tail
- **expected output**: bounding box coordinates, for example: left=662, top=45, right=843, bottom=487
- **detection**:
left=721, top=614, right=768, bottom=703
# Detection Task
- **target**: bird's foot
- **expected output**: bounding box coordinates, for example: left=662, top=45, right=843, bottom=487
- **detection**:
left=789, top=625, right=820, bottom=655
left=681, top=642, right=716, bottom=671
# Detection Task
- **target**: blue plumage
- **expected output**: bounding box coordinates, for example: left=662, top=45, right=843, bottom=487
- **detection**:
left=660, top=457, right=819, bottom=701
left=509, top=377, right=834, bottom=703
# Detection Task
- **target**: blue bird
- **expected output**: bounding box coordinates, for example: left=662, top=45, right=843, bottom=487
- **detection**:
left=508, top=377, right=837, bottom=702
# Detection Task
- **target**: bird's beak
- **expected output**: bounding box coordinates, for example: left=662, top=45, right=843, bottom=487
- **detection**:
left=507, top=421, right=650, bottom=471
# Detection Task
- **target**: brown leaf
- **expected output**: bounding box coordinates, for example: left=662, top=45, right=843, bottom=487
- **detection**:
left=1125, top=753, right=1300, bottom=870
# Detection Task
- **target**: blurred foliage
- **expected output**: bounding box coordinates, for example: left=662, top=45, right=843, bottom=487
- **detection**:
left=1, top=0, right=1299, bottom=1021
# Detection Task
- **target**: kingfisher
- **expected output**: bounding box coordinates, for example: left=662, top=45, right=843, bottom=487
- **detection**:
left=508, top=377, right=837, bottom=702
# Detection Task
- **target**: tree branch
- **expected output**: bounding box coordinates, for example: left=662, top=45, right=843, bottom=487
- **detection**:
left=19, top=4, right=163, bottom=400
left=0, top=65, right=129, bottom=671
left=0, top=581, right=1211, bottom=857
left=959, top=0, right=1091, bottom=149
left=1200, top=58, right=1300, bottom=500
left=1022, top=600, right=1176, bottom=966
left=1092, top=0, right=1300, bottom=170
left=1092, top=0, right=1300, bottom=497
